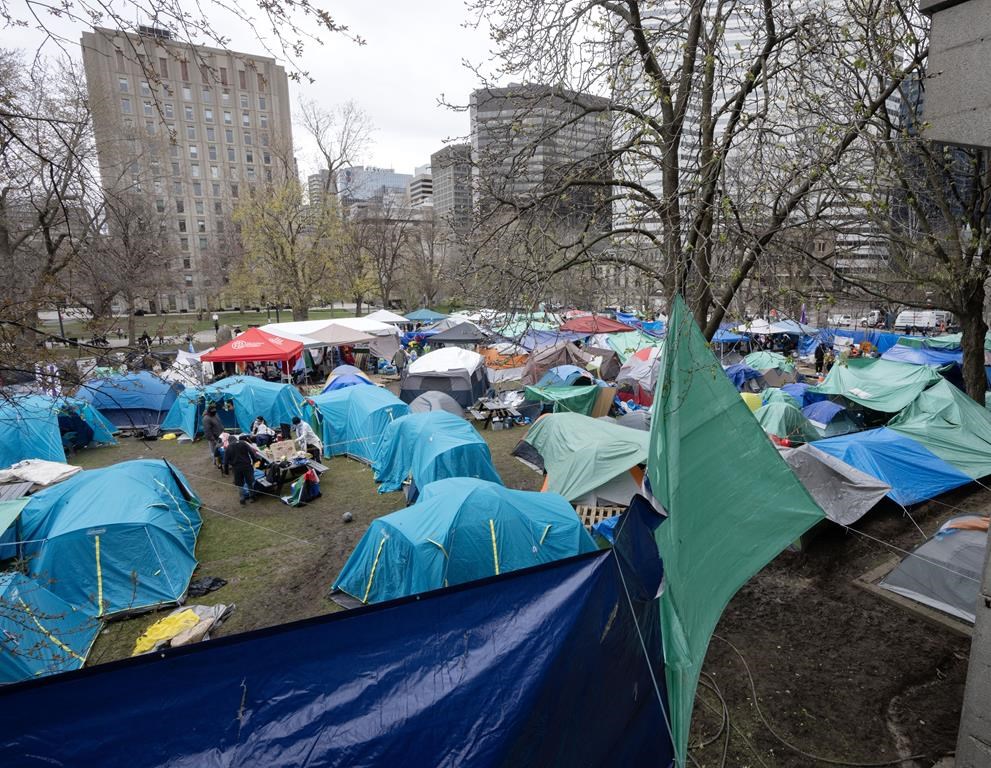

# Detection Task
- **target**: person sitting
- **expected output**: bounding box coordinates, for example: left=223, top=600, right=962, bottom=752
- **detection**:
left=291, top=416, right=323, bottom=462
left=251, top=415, right=276, bottom=447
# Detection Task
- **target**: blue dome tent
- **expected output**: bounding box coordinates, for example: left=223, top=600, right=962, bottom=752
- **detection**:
left=0, top=571, right=101, bottom=683
left=0, top=395, right=116, bottom=468
left=372, top=411, right=502, bottom=499
left=75, top=371, right=182, bottom=428
left=19, top=459, right=202, bottom=617
left=535, top=364, right=596, bottom=388
left=333, top=477, right=597, bottom=604
left=310, top=385, right=409, bottom=464
left=161, top=376, right=306, bottom=437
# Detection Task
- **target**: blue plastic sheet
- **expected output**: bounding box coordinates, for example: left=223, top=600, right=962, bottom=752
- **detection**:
left=723, top=363, right=763, bottom=391
left=881, top=344, right=963, bottom=366
left=0, top=506, right=674, bottom=767
left=813, top=428, right=972, bottom=506
left=802, top=400, right=845, bottom=425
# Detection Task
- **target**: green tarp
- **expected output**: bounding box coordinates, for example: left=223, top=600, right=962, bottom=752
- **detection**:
left=754, top=402, right=821, bottom=444
left=605, top=330, right=664, bottom=363
left=516, top=413, right=649, bottom=502
left=648, top=297, right=824, bottom=763
left=761, top=387, right=800, bottom=409
left=523, top=384, right=600, bottom=416
left=743, top=350, right=795, bottom=372
left=888, top=380, right=991, bottom=480
left=809, top=358, right=942, bottom=413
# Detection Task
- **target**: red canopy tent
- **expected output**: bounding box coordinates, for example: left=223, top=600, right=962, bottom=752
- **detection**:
left=201, top=327, right=303, bottom=367
left=559, top=315, right=633, bottom=334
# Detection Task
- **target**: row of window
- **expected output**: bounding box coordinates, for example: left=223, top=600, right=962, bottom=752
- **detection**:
left=176, top=218, right=225, bottom=235
left=115, top=50, right=267, bottom=92
left=119, top=75, right=268, bottom=109
left=179, top=146, right=270, bottom=163
left=152, top=180, right=244, bottom=198
left=120, top=98, right=270, bottom=129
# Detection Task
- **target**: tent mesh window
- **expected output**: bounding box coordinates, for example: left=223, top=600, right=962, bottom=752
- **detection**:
left=574, top=504, right=626, bottom=530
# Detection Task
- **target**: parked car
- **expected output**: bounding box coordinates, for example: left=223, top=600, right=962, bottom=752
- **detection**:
left=828, top=314, right=853, bottom=326
left=858, top=309, right=883, bottom=327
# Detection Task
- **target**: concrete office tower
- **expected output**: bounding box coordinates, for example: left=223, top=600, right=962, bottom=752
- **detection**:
left=407, top=165, right=433, bottom=207
left=430, top=144, right=473, bottom=237
left=81, top=26, right=294, bottom=312
left=307, top=169, right=332, bottom=207
left=338, top=166, right=413, bottom=203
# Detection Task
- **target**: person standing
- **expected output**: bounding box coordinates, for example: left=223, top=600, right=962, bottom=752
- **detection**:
left=814, top=344, right=825, bottom=375
left=202, top=405, right=225, bottom=463
left=212, top=313, right=220, bottom=335
left=224, top=435, right=257, bottom=505
left=291, top=416, right=323, bottom=461
left=392, top=346, right=408, bottom=378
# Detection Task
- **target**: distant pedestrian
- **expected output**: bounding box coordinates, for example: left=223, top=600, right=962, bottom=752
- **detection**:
left=212, top=313, right=220, bottom=334
left=392, top=346, right=408, bottom=378
left=224, top=434, right=257, bottom=505
left=814, top=344, right=825, bottom=375
left=202, top=405, right=225, bottom=463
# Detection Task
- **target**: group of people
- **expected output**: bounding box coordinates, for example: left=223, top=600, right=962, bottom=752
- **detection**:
left=201, top=405, right=323, bottom=504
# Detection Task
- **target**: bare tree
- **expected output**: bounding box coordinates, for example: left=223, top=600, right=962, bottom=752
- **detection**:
left=298, top=99, right=374, bottom=197
left=402, top=212, right=451, bottom=308
left=352, top=197, right=417, bottom=309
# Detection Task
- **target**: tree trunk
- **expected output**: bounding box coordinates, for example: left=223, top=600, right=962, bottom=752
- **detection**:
left=126, top=296, right=137, bottom=347
left=354, top=296, right=363, bottom=316
left=959, top=282, right=988, bottom=406
left=293, top=304, right=310, bottom=321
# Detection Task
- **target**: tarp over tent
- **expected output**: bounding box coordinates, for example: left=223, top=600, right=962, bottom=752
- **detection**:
left=333, top=477, right=597, bottom=604
left=535, top=364, right=595, bottom=388
left=559, top=315, right=632, bottom=334
left=617, top=347, right=661, bottom=391
left=600, top=330, right=664, bottom=363
left=161, top=376, right=306, bottom=437
left=744, top=350, right=796, bottom=373
left=0, top=571, right=101, bottom=684
left=813, top=428, right=972, bottom=506
left=520, top=342, right=597, bottom=385
left=802, top=400, right=859, bottom=437
left=778, top=444, right=891, bottom=525
left=723, top=363, right=764, bottom=392
left=372, top=411, right=502, bottom=495
left=888, top=380, right=991, bottom=480
left=429, top=322, right=489, bottom=346
left=310, top=385, right=409, bottom=464
left=809, top=358, right=942, bottom=412
left=647, top=296, right=825, bottom=762
left=512, top=413, right=649, bottom=505
left=400, top=348, right=488, bottom=408
left=19, top=459, right=201, bottom=617
left=879, top=515, right=986, bottom=623
left=524, top=384, right=601, bottom=416
left=0, top=505, right=673, bottom=767
left=405, top=307, right=448, bottom=323
left=202, top=327, right=302, bottom=366
left=754, top=402, right=821, bottom=444
left=75, top=371, right=181, bottom=428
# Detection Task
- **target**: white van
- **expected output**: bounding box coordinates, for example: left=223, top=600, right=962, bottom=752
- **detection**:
left=893, top=309, right=953, bottom=331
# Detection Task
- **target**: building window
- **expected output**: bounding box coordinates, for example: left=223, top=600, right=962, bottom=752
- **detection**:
left=194, top=200, right=204, bottom=215
left=210, top=165, right=220, bottom=179
left=145, top=120, right=156, bottom=135
left=230, top=166, right=239, bottom=181
left=216, top=219, right=225, bottom=234
left=204, top=108, right=213, bottom=122
left=180, top=61, right=189, bottom=81
left=178, top=219, right=187, bottom=233
left=176, top=199, right=185, bottom=213
left=245, top=149, right=254, bottom=164
left=193, top=181, right=203, bottom=196
left=186, top=125, right=196, bottom=140
left=225, top=128, right=234, bottom=143
left=257, top=72, right=266, bottom=90
left=198, top=236, right=208, bottom=249
left=173, top=181, right=182, bottom=195
left=258, top=95, right=267, bottom=110
left=202, top=86, right=211, bottom=103
left=169, top=295, right=177, bottom=311
left=190, top=163, right=201, bottom=178
left=140, top=81, right=151, bottom=97
left=184, top=275, right=194, bottom=287
left=188, top=145, right=198, bottom=159
left=206, top=127, right=216, bottom=142
left=243, top=131, right=252, bottom=146
left=239, top=93, right=249, bottom=109
left=182, top=85, right=192, bottom=101
left=184, top=104, right=194, bottom=120
left=259, top=114, right=268, bottom=129
left=263, top=151, right=271, bottom=165
left=260, top=133, right=269, bottom=147
left=159, top=56, right=168, bottom=77
left=241, top=111, right=250, bottom=127
left=246, top=166, right=256, bottom=180
left=223, top=110, right=232, bottom=125
left=231, top=183, right=239, bottom=198
left=115, top=50, right=126, bottom=70
left=211, top=182, right=221, bottom=197
left=220, top=67, right=228, bottom=86
left=214, top=201, right=223, bottom=214
left=120, top=98, right=132, bottom=114
left=227, top=147, right=236, bottom=162
left=142, top=101, right=153, bottom=117
left=208, top=145, right=218, bottom=161
left=222, top=90, right=231, bottom=105
left=118, top=76, right=129, bottom=93
left=169, top=144, right=179, bottom=158
left=183, top=257, right=191, bottom=269
left=238, top=70, right=247, bottom=89
left=164, top=103, right=174, bottom=119
left=180, top=237, right=189, bottom=250
left=156, top=199, right=165, bottom=213
left=197, top=219, right=206, bottom=233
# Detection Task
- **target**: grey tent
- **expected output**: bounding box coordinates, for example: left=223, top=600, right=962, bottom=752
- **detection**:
left=879, top=516, right=986, bottom=623
left=409, top=391, right=465, bottom=417
left=430, top=322, right=489, bottom=347
left=400, top=348, right=489, bottom=408
left=778, top=443, right=891, bottom=526
left=585, top=347, right=621, bottom=381
left=521, top=343, right=597, bottom=386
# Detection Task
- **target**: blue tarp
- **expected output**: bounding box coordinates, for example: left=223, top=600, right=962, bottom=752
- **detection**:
left=19, top=459, right=202, bottom=616
left=820, top=329, right=909, bottom=354
left=802, top=400, right=846, bottom=425
left=882, top=344, right=964, bottom=366
left=723, top=364, right=763, bottom=391
left=536, top=364, right=594, bottom=387
left=0, top=499, right=673, bottom=767
left=161, top=376, right=306, bottom=436
left=320, top=373, right=375, bottom=393
left=310, top=385, right=409, bottom=463
left=812, top=428, right=972, bottom=506
left=0, top=395, right=116, bottom=468
left=712, top=328, right=747, bottom=343
left=401, top=329, right=440, bottom=346
left=781, top=382, right=825, bottom=409
left=75, top=371, right=182, bottom=428
left=0, top=571, right=101, bottom=684
left=516, top=329, right=587, bottom=351
left=615, top=311, right=639, bottom=326
left=372, top=412, right=502, bottom=496
left=333, top=477, right=597, bottom=603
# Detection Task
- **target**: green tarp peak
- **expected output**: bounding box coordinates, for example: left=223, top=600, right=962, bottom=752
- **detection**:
left=743, top=350, right=795, bottom=372
left=809, top=357, right=942, bottom=412
left=648, top=297, right=824, bottom=763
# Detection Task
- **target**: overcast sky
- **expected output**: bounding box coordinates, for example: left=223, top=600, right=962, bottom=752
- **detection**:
left=0, top=0, right=494, bottom=176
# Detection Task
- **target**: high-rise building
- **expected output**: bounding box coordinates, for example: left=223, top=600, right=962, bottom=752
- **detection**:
left=81, top=26, right=294, bottom=311
left=407, top=165, right=433, bottom=207
left=307, top=169, right=332, bottom=207
left=430, top=144, right=473, bottom=236
left=337, top=166, right=413, bottom=203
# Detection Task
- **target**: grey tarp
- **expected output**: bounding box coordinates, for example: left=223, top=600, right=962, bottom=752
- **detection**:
left=879, top=516, right=986, bottom=623
left=409, top=391, right=465, bottom=417
left=778, top=443, right=891, bottom=526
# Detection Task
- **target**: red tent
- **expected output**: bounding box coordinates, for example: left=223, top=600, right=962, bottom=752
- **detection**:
left=201, top=327, right=303, bottom=365
left=559, top=315, right=633, bottom=334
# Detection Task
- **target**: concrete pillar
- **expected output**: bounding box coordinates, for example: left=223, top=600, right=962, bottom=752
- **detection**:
left=955, top=526, right=991, bottom=767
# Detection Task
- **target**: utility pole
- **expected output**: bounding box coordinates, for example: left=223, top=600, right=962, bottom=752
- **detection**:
left=920, top=1, right=991, bottom=764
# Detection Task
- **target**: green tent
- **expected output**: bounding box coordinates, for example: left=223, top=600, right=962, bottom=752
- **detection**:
left=512, top=412, right=649, bottom=503
left=761, top=387, right=800, bottom=409
left=888, top=380, right=991, bottom=479
left=648, top=297, right=824, bottom=763
left=743, top=350, right=795, bottom=373
left=754, top=402, right=821, bottom=444
left=605, top=330, right=664, bottom=363
left=809, top=358, right=942, bottom=413
left=523, top=384, right=600, bottom=416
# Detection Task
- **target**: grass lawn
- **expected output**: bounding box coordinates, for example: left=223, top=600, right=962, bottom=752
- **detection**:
left=70, top=420, right=540, bottom=666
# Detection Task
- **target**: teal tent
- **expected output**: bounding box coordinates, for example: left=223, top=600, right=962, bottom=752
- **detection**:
left=75, top=371, right=182, bottom=428
left=372, top=412, right=502, bottom=496
left=761, top=387, right=800, bottom=409
left=523, top=384, right=601, bottom=415
left=406, top=308, right=448, bottom=323
left=310, top=385, right=410, bottom=464
left=889, top=380, right=991, bottom=480
left=19, top=459, right=202, bottom=617
left=648, top=297, right=824, bottom=763
left=161, top=375, right=306, bottom=437
left=332, top=477, right=596, bottom=604
left=744, top=350, right=796, bottom=373
left=0, top=571, right=101, bottom=683
left=754, top=402, right=821, bottom=445
left=0, top=395, right=116, bottom=468
left=809, top=358, right=942, bottom=412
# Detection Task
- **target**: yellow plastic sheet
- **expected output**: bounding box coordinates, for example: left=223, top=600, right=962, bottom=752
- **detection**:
left=132, top=609, right=200, bottom=655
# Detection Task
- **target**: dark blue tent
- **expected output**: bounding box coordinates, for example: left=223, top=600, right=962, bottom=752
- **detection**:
left=0, top=500, right=674, bottom=767
left=813, top=428, right=971, bottom=506
left=723, top=363, right=763, bottom=391
left=76, top=371, right=182, bottom=428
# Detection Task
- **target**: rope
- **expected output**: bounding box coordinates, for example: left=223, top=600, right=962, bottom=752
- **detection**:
left=839, top=524, right=981, bottom=584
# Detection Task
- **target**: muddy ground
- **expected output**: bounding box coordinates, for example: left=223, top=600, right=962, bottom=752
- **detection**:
left=69, top=408, right=973, bottom=767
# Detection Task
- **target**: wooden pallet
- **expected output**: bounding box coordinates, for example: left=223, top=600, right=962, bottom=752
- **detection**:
left=574, top=504, right=626, bottom=530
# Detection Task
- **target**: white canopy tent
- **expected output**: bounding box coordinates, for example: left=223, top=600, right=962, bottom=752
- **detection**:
left=262, top=318, right=400, bottom=359
left=364, top=309, right=409, bottom=325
